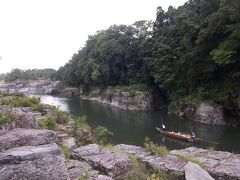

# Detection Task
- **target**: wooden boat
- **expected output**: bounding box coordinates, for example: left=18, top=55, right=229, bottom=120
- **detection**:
left=155, top=127, right=200, bottom=143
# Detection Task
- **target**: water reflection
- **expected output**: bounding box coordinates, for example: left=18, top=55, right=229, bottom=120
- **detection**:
left=35, top=94, right=240, bottom=152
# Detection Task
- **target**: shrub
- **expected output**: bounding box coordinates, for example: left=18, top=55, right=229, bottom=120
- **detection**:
left=0, top=112, right=17, bottom=126
left=93, top=126, right=113, bottom=145
left=147, top=169, right=183, bottom=180
left=9, top=96, right=40, bottom=107
left=58, top=143, right=70, bottom=160
left=126, top=154, right=148, bottom=180
left=38, top=117, right=56, bottom=130
left=55, top=110, right=69, bottom=124
left=144, top=137, right=168, bottom=156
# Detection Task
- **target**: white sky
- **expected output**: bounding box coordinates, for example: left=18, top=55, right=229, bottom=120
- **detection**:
left=0, top=0, right=187, bottom=73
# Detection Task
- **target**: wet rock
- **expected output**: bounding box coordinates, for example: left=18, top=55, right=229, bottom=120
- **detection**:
left=0, top=105, right=38, bottom=130
left=0, top=128, right=57, bottom=152
left=72, top=144, right=132, bottom=178
left=185, top=162, right=214, bottom=180
left=0, top=143, right=68, bottom=180
left=195, top=102, right=226, bottom=126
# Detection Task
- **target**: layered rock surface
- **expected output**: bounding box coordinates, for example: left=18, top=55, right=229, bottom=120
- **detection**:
left=115, top=144, right=240, bottom=180
left=0, top=143, right=67, bottom=180
left=73, top=144, right=132, bottom=178
left=0, top=128, right=57, bottom=152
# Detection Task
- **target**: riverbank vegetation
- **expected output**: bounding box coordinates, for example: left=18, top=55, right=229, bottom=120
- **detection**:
left=4, top=68, right=56, bottom=82
left=54, top=0, right=240, bottom=115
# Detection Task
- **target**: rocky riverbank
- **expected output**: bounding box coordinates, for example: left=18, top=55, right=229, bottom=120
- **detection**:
left=0, top=91, right=240, bottom=179
left=1, top=128, right=239, bottom=179
left=0, top=80, right=63, bottom=94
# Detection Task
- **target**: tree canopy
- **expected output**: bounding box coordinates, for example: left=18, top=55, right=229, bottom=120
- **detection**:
left=55, top=0, right=240, bottom=108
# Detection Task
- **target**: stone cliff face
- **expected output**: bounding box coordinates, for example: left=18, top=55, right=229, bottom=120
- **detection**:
left=80, top=88, right=158, bottom=111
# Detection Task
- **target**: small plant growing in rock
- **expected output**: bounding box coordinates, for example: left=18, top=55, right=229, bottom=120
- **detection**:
left=58, top=143, right=70, bottom=161
left=144, top=137, right=168, bottom=156
left=92, top=126, right=113, bottom=145
left=38, top=117, right=56, bottom=130
left=0, top=111, right=17, bottom=126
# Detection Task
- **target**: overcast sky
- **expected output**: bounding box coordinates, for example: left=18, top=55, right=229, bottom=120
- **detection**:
left=0, top=0, right=187, bottom=73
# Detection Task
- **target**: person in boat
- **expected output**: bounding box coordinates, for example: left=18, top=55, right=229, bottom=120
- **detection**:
left=162, top=124, right=166, bottom=129
left=192, top=132, right=195, bottom=138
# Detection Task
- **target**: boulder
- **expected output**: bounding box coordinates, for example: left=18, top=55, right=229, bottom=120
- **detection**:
left=0, top=143, right=68, bottom=180
left=185, top=162, right=214, bottom=180
left=72, top=144, right=132, bottom=178
left=0, top=128, right=57, bottom=152
left=0, top=105, right=38, bottom=130
left=195, top=102, right=226, bottom=125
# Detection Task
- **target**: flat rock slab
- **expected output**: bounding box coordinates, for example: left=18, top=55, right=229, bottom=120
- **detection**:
left=116, top=145, right=240, bottom=180
left=0, top=143, right=67, bottom=180
left=185, top=162, right=214, bottom=180
left=67, top=160, right=112, bottom=180
left=170, top=147, right=240, bottom=180
left=0, top=128, right=57, bottom=152
left=72, top=144, right=132, bottom=178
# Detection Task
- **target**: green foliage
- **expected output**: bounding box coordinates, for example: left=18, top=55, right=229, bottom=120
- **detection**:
left=71, top=115, right=89, bottom=137
left=147, top=169, right=183, bottom=180
left=4, top=68, right=56, bottom=82
left=38, top=117, right=56, bottom=130
left=0, top=96, right=40, bottom=107
left=58, top=143, right=70, bottom=160
left=55, top=0, right=240, bottom=117
left=55, top=109, right=69, bottom=124
left=144, top=137, right=168, bottom=156
left=126, top=154, right=149, bottom=180
left=92, top=126, right=113, bottom=145
left=0, top=112, right=17, bottom=126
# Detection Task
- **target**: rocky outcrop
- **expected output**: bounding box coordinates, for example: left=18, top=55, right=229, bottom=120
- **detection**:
left=0, top=128, right=57, bottom=152
left=195, top=102, right=226, bottom=125
left=0, top=105, right=38, bottom=130
left=0, top=143, right=68, bottom=180
left=116, top=144, right=240, bottom=180
left=81, top=90, right=154, bottom=111
left=72, top=144, right=132, bottom=178
left=184, top=162, right=214, bottom=180
left=0, top=80, right=63, bottom=94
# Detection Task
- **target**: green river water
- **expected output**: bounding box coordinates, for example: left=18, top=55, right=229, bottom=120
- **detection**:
left=35, top=94, right=240, bottom=152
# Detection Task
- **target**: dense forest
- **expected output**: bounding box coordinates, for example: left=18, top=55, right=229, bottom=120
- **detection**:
left=5, top=69, right=56, bottom=82
left=54, top=0, right=240, bottom=111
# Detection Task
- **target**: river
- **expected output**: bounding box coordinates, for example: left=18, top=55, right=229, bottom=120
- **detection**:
left=34, top=94, right=240, bottom=152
